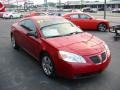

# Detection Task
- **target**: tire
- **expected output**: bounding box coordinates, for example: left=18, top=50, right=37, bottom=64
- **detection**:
left=114, top=36, right=118, bottom=41
left=10, top=15, right=13, bottom=19
left=98, top=23, right=107, bottom=32
left=11, top=35, right=19, bottom=49
left=41, top=53, right=55, bottom=77
left=20, top=15, right=23, bottom=18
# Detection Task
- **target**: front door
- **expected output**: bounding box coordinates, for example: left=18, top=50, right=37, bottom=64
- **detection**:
left=19, top=19, right=42, bottom=60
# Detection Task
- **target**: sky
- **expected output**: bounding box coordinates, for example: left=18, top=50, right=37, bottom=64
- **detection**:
left=33, top=0, right=73, bottom=4
left=0, top=0, right=106, bottom=5
left=33, top=0, right=105, bottom=5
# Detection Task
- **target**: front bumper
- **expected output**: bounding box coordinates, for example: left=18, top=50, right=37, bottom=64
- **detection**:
left=55, top=52, right=111, bottom=79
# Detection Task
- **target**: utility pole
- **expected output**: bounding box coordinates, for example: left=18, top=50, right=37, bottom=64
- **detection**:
left=58, top=0, right=61, bottom=9
left=7, top=0, right=9, bottom=5
left=58, top=0, right=61, bottom=16
left=44, top=0, right=47, bottom=11
left=80, top=0, right=83, bottom=9
left=24, top=2, right=27, bottom=12
left=44, top=0, right=47, bottom=7
left=104, top=0, right=107, bottom=19
left=16, top=0, right=18, bottom=12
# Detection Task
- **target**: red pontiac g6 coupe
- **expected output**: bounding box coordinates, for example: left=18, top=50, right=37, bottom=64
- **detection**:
left=63, top=12, right=110, bottom=31
left=11, top=16, right=111, bottom=79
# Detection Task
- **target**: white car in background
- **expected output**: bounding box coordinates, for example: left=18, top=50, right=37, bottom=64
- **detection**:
left=3, top=12, right=23, bottom=19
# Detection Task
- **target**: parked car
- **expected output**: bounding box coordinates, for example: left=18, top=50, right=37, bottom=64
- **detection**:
left=112, top=8, right=120, bottom=13
left=72, top=9, right=83, bottom=13
left=63, top=12, right=109, bottom=31
left=2, top=12, right=23, bottom=19
left=11, top=16, right=111, bottom=79
left=23, top=11, right=40, bottom=17
left=82, top=7, right=97, bottom=13
left=98, top=7, right=104, bottom=11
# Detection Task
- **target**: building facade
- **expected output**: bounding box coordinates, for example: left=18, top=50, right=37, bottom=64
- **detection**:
left=60, top=0, right=120, bottom=9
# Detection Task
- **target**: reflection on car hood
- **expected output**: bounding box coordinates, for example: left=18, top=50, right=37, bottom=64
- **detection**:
left=45, top=32, right=105, bottom=55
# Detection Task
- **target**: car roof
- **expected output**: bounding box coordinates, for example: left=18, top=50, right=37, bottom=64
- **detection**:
left=63, top=12, right=84, bottom=16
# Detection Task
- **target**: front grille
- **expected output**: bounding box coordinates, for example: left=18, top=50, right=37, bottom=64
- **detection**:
left=90, top=56, right=100, bottom=63
left=90, top=52, right=106, bottom=64
left=101, top=52, right=106, bottom=61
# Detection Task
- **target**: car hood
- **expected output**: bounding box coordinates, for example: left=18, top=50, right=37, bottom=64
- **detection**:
left=45, top=32, right=105, bottom=56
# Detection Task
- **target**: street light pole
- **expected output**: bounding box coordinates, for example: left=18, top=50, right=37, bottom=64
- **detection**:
left=104, top=0, right=107, bottom=19
left=81, top=0, right=83, bottom=9
left=58, top=0, right=61, bottom=9
left=44, top=0, right=47, bottom=11
left=8, top=0, right=9, bottom=7
left=16, top=0, right=18, bottom=12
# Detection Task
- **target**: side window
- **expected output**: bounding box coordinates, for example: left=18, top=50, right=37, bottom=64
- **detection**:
left=19, top=20, right=36, bottom=31
left=80, top=14, right=91, bottom=19
left=70, top=14, right=79, bottom=19
left=19, top=20, right=25, bottom=26
left=25, top=20, right=36, bottom=31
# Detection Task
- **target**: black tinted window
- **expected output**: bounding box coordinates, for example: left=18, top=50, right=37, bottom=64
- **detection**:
left=70, top=14, right=79, bottom=19
left=19, top=20, right=36, bottom=31
left=19, top=20, right=25, bottom=26
left=80, top=14, right=91, bottom=19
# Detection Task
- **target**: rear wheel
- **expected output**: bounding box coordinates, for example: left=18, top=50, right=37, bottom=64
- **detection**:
left=11, top=35, right=19, bottom=49
left=98, top=23, right=107, bottom=32
left=114, top=36, right=118, bottom=41
left=10, top=15, right=13, bottom=19
left=41, top=53, right=55, bottom=77
left=20, top=15, right=23, bottom=18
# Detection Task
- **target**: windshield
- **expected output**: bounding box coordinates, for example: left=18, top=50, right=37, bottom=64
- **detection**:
left=41, top=22, right=83, bottom=38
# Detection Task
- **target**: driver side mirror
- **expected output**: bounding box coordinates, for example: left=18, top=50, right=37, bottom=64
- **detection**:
left=26, top=31, right=38, bottom=38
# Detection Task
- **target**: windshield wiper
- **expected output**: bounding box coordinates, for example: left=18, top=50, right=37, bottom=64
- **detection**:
left=63, top=31, right=81, bottom=36
left=46, top=32, right=82, bottom=38
left=46, top=35, right=63, bottom=38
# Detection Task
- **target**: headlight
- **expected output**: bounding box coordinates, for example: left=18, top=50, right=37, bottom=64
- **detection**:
left=59, top=51, right=86, bottom=63
left=104, top=44, right=109, bottom=51
left=104, top=44, right=110, bottom=55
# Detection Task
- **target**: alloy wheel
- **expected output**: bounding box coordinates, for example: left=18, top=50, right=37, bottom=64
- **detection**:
left=42, top=55, right=54, bottom=76
left=98, top=23, right=106, bottom=32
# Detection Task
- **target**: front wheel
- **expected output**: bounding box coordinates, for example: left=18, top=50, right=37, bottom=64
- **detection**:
left=41, top=53, right=55, bottom=77
left=98, top=23, right=107, bottom=32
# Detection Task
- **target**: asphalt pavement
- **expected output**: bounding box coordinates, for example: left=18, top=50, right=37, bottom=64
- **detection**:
left=0, top=18, right=120, bottom=90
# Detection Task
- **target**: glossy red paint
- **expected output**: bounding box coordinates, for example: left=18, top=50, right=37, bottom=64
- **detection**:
left=63, top=12, right=110, bottom=31
left=11, top=16, right=111, bottom=79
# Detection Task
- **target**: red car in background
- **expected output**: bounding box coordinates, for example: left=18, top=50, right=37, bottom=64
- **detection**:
left=11, top=16, right=111, bottom=79
left=23, top=11, right=40, bottom=18
left=63, top=12, right=110, bottom=31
